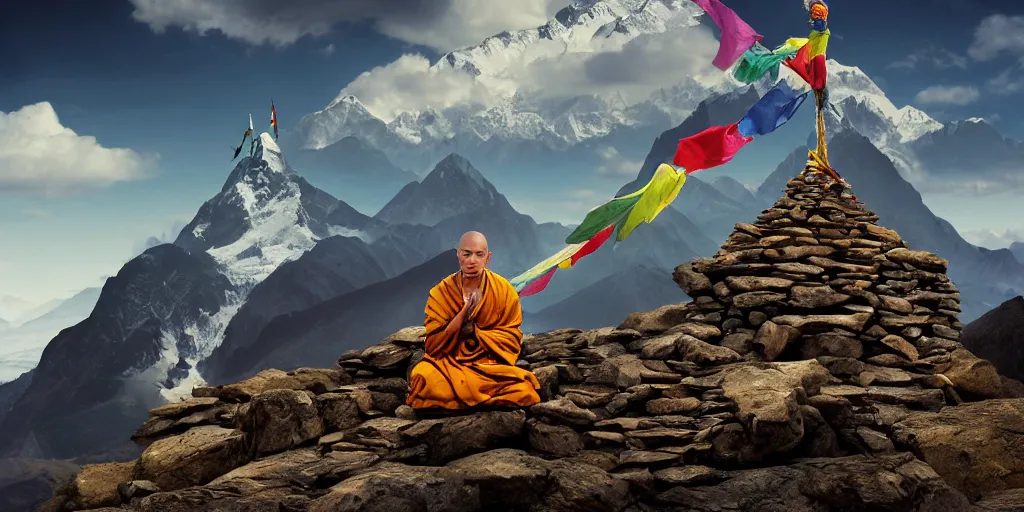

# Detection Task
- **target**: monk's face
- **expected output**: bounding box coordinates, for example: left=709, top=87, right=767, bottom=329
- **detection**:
left=457, top=237, right=491, bottom=278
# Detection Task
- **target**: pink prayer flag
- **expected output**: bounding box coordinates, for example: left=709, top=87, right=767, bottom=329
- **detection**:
left=692, top=0, right=763, bottom=70
left=672, top=122, right=753, bottom=173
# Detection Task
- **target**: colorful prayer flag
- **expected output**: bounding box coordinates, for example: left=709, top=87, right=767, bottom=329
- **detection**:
left=513, top=224, right=616, bottom=296
left=514, top=0, right=840, bottom=298
left=691, top=0, right=763, bottom=70
left=617, top=165, right=687, bottom=240
left=672, top=123, right=753, bottom=173
left=783, top=41, right=827, bottom=91
left=565, top=164, right=687, bottom=244
left=737, top=79, right=809, bottom=137
left=807, top=28, right=829, bottom=59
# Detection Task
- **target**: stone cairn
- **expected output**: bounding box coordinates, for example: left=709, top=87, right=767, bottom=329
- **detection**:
left=671, top=172, right=974, bottom=387
left=45, top=173, right=1024, bottom=512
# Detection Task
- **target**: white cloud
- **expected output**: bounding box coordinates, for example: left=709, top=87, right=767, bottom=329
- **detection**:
left=888, top=44, right=968, bottom=70
left=962, top=227, right=1024, bottom=249
left=968, top=14, right=1024, bottom=61
left=319, top=43, right=336, bottom=56
left=913, top=85, right=980, bottom=106
left=595, top=147, right=642, bottom=178
left=343, top=54, right=514, bottom=121
left=342, top=25, right=723, bottom=122
left=129, top=0, right=562, bottom=53
left=0, top=102, right=154, bottom=195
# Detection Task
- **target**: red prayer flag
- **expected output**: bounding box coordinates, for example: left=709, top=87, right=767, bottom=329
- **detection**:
left=783, top=44, right=827, bottom=91
left=518, top=268, right=557, bottom=297
left=519, top=224, right=615, bottom=297
left=270, top=101, right=279, bottom=140
left=570, top=224, right=614, bottom=266
left=672, top=122, right=753, bottom=173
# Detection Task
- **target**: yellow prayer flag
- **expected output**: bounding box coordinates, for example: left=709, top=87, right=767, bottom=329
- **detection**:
left=618, top=164, right=687, bottom=240
left=808, top=29, right=829, bottom=58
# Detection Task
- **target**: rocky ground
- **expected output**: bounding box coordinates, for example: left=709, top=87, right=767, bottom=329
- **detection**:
left=39, top=173, right=1024, bottom=512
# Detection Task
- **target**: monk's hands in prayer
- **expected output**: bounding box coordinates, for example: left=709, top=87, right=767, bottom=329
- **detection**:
left=444, top=292, right=479, bottom=337
left=466, top=290, right=482, bottom=320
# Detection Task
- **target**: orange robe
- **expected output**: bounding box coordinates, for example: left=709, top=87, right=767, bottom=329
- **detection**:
left=406, top=269, right=541, bottom=409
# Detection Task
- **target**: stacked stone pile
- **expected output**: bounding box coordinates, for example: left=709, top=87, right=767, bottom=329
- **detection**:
left=42, top=173, right=1024, bottom=512
left=672, top=173, right=970, bottom=377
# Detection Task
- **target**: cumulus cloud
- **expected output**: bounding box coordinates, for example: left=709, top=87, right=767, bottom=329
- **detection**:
left=0, top=102, right=153, bottom=195
left=888, top=43, right=968, bottom=70
left=319, top=43, right=336, bottom=56
left=968, top=14, right=1024, bottom=61
left=342, top=25, right=724, bottom=122
left=343, top=54, right=515, bottom=121
left=913, top=85, right=980, bottom=106
left=129, top=0, right=562, bottom=52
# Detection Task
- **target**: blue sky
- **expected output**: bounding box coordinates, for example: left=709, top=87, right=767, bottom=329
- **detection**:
left=2, top=0, right=1024, bottom=306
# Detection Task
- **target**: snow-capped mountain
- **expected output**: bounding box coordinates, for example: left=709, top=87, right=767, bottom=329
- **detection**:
left=290, top=0, right=730, bottom=172
left=176, top=133, right=372, bottom=286
left=289, top=0, right=945, bottom=205
left=164, top=133, right=383, bottom=395
left=822, top=61, right=942, bottom=145
left=0, top=135, right=387, bottom=461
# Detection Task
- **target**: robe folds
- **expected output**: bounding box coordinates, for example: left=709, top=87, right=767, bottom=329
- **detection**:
left=406, top=269, right=541, bottom=409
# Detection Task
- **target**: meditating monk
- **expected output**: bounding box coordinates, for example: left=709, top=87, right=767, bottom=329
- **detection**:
left=406, top=231, right=541, bottom=410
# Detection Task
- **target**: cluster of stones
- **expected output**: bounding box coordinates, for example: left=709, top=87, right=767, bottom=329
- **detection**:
left=671, top=173, right=1002, bottom=400
left=42, top=173, right=1024, bottom=512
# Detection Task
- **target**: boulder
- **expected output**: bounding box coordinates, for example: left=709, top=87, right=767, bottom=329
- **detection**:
left=135, top=426, right=249, bottom=491
left=239, top=389, right=325, bottom=456
left=892, top=398, right=1024, bottom=500
left=68, top=461, right=135, bottom=509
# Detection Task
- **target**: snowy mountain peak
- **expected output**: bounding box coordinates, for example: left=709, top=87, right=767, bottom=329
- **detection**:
left=178, top=133, right=368, bottom=287
left=818, top=59, right=941, bottom=145
left=323, top=94, right=366, bottom=112
left=434, top=0, right=700, bottom=78
left=388, top=108, right=455, bottom=145
left=293, top=0, right=711, bottom=165
left=965, top=117, right=985, bottom=124
left=826, top=60, right=899, bottom=122
left=256, top=132, right=287, bottom=173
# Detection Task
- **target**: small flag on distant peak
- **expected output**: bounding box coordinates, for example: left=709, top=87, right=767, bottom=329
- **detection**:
left=232, top=125, right=253, bottom=160
left=270, top=101, right=279, bottom=140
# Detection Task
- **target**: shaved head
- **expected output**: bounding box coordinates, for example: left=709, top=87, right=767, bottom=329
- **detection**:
left=457, top=231, right=491, bottom=278
left=459, top=231, right=488, bottom=250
